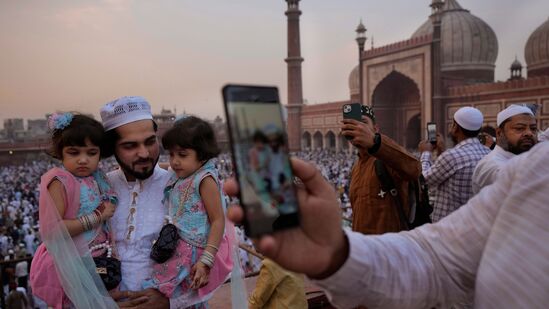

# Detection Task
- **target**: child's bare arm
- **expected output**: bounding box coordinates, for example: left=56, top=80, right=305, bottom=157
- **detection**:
left=48, top=179, right=86, bottom=236
left=190, top=176, right=225, bottom=289
left=200, top=176, right=225, bottom=251
left=47, top=179, right=112, bottom=237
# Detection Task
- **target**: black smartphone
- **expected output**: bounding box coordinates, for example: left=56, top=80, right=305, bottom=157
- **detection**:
left=342, top=103, right=362, bottom=121
left=222, top=84, right=300, bottom=237
left=342, top=103, right=362, bottom=140
left=427, top=122, right=437, bottom=145
left=478, top=133, right=487, bottom=145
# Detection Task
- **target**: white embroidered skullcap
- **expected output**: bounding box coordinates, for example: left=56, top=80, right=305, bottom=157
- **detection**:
left=100, top=96, right=153, bottom=131
left=453, top=106, right=483, bottom=131
left=496, top=104, right=534, bottom=127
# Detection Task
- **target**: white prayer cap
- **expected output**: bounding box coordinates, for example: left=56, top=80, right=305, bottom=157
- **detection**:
left=100, top=96, right=153, bottom=131
left=453, top=107, right=483, bottom=131
left=496, top=104, right=534, bottom=127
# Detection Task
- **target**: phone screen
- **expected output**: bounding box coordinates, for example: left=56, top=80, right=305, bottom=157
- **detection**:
left=427, top=122, right=437, bottom=143
left=222, top=85, right=299, bottom=237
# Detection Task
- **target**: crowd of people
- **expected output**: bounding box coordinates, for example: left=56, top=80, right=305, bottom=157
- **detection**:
left=0, top=155, right=353, bottom=246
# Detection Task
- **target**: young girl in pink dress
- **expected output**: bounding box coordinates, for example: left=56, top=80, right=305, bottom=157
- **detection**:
left=29, top=113, right=118, bottom=309
left=143, top=116, right=233, bottom=308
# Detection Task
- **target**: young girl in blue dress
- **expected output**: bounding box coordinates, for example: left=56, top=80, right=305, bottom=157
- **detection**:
left=143, top=116, right=232, bottom=308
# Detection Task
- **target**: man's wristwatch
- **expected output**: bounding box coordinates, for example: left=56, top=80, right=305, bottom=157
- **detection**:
left=368, top=133, right=381, bottom=154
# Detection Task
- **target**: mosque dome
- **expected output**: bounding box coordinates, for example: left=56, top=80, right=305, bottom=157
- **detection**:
left=524, top=17, right=549, bottom=76
left=348, top=65, right=360, bottom=97
left=412, top=0, right=498, bottom=76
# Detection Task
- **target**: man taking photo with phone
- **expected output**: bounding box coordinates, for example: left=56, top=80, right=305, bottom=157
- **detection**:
left=340, top=105, right=421, bottom=234
left=419, top=107, right=490, bottom=222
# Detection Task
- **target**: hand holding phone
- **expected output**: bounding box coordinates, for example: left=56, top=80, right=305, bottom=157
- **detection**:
left=342, top=103, right=362, bottom=140
left=223, top=158, right=347, bottom=279
left=222, top=84, right=300, bottom=237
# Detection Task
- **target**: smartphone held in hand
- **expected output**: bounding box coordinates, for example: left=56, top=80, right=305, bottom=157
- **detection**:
left=342, top=103, right=362, bottom=140
left=342, top=103, right=362, bottom=121
left=222, top=84, right=300, bottom=237
left=427, top=122, right=437, bottom=145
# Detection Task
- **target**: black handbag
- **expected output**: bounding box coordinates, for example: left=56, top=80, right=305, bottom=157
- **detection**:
left=150, top=223, right=180, bottom=264
left=92, top=182, right=122, bottom=291
left=150, top=177, right=193, bottom=264
left=93, top=255, right=122, bottom=291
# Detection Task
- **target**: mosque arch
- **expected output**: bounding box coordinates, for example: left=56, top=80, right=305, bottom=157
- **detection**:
left=325, top=131, right=336, bottom=149
left=406, top=113, right=421, bottom=150
left=313, top=131, right=324, bottom=149
left=302, top=131, right=312, bottom=150
left=372, top=71, right=421, bottom=148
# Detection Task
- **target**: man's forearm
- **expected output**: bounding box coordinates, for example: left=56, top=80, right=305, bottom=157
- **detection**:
left=372, top=134, right=421, bottom=180
left=314, top=228, right=465, bottom=309
left=420, top=151, right=433, bottom=177
left=314, top=171, right=507, bottom=309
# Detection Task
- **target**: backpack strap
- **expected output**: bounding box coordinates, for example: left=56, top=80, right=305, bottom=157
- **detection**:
left=408, top=180, right=419, bottom=225
left=374, top=160, right=410, bottom=230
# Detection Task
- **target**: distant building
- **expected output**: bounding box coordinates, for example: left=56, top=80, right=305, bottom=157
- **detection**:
left=211, top=115, right=229, bottom=151
left=27, top=118, right=48, bottom=138
left=3, top=118, right=24, bottom=140
left=152, top=108, right=229, bottom=151
left=153, top=108, right=177, bottom=138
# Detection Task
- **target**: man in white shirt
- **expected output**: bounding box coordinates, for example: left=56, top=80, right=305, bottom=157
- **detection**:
left=15, top=258, right=28, bottom=289
left=0, top=230, right=8, bottom=256
left=100, top=96, right=172, bottom=308
left=225, top=142, right=549, bottom=308
left=472, top=104, right=537, bottom=194
left=23, top=230, right=35, bottom=256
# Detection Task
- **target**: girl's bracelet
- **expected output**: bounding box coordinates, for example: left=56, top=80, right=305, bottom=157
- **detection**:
left=206, top=243, right=219, bottom=252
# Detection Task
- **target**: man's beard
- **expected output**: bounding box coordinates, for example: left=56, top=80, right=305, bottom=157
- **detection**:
left=503, top=136, right=537, bottom=155
left=115, top=154, right=159, bottom=180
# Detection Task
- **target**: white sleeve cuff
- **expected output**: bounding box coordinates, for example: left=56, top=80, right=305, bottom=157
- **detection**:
left=420, top=151, right=432, bottom=162
left=312, top=228, right=372, bottom=308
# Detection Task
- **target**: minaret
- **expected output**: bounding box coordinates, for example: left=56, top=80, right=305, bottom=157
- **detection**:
left=430, top=0, right=444, bottom=134
left=285, top=0, right=304, bottom=152
left=509, top=56, right=524, bottom=81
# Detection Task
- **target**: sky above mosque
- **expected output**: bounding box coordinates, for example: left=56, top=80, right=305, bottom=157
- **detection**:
left=1, top=0, right=548, bottom=127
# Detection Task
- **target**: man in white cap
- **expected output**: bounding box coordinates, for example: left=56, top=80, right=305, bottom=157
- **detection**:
left=100, top=96, right=173, bottom=308
left=472, top=104, right=537, bottom=194
left=419, top=107, right=490, bottom=222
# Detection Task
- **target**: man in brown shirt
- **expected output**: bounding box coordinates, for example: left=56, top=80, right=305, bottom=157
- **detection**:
left=341, top=106, right=421, bottom=234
